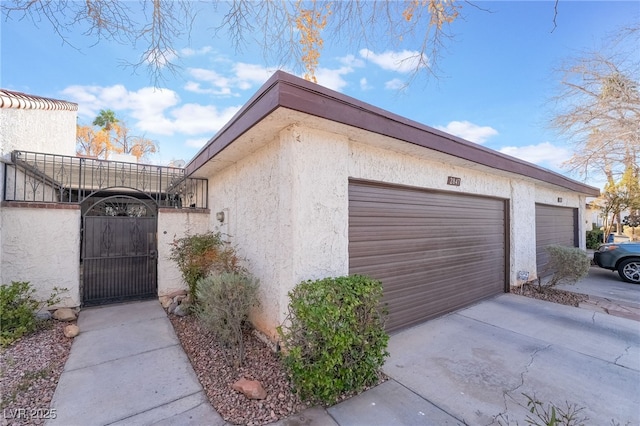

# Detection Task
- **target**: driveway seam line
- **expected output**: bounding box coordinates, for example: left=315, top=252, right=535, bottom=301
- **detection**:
left=62, top=342, right=179, bottom=372
left=387, top=379, right=467, bottom=425
left=102, top=390, right=205, bottom=425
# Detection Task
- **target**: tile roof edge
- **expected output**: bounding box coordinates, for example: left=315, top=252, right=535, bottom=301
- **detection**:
left=0, top=89, right=78, bottom=111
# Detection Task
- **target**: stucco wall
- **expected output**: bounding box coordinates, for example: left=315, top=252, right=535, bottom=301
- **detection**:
left=207, top=137, right=285, bottom=338
left=0, top=108, right=76, bottom=159
left=157, top=209, right=210, bottom=296
left=0, top=206, right=80, bottom=307
left=203, top=123, right=590, bottom=338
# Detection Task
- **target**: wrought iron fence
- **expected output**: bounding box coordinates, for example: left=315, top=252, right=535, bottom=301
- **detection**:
left=3, top=150, right=207, bottom=208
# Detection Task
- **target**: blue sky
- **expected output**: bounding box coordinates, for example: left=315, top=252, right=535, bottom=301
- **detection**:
left=2, top=1, right=638, bottom=189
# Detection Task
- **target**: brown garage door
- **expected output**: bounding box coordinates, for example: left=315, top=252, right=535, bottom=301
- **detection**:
left=535, top=204, right=578, bottom=276
left=349, top=180, right=507, bottom=332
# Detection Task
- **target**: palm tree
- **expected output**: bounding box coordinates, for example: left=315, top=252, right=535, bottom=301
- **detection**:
left=92, top=109, right=119, bottom=131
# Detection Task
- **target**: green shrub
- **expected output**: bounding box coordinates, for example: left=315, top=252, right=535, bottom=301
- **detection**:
left=541, top=245, right=591, bottom=289
left=278, top=275, right=389, bottom=405
left=169, top=232, right=244, bottom=302
left=195, top=272, right=259, bottom=368
left=0, top=281, right=39, bottom=346
left=586, top=229, right=603, bottom=249
left=0, top=282, right=68, bottom=347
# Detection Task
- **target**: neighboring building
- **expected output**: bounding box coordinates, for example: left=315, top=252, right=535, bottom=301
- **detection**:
left=186, top=71, right=599, bottom=336
left=0, top=89, right=208, bottom=308
left=1, top=72, right=600, bottom=338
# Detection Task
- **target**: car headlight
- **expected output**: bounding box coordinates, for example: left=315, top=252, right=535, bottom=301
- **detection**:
left=597, top=245, right=618, bottom=252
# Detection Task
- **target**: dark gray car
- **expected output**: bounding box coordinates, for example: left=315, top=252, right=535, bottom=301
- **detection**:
left=594, top=242, right=640, bottom=284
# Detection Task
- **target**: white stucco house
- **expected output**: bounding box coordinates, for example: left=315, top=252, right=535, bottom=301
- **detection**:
left=185, top=71, right=599, bottom=336
left=1, top=71, right=599, bottom=338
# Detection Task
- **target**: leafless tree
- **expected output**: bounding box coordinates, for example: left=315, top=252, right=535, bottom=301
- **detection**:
left=3, top=0, right=479, bottom=86
left=550, top=25, right=640, bottom=182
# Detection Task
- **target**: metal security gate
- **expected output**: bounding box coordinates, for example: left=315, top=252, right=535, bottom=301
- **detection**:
left=81, top=195, right=157, bottom=306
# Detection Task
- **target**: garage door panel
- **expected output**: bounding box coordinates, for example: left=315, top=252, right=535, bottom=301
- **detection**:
left=349, top=181, right=507, bottom=332
left=535, top=204, right=577, bottom=276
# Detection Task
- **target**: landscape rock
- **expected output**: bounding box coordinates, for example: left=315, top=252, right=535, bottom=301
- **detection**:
left=63, top=324, right=80, bottom=338
left=159, top=296, right=173, bottom=308
left=52, top=308, right=77, bottom=322
left=173, top=294, right=187, bottom=304
left=232, top=378, right=267, bottom=400
left=166, top=289, right=188, bottom=299
left=174, top=304, right=189, bottom=317
left=35, top=310, right=52, bottom=321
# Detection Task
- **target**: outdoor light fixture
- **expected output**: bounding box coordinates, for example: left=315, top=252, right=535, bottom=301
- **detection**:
left=216, top=211, right=225, bottom=223
left=557, top=197, right=563, bottom=203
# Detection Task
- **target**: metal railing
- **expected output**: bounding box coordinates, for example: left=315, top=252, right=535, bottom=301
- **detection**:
left=4, top=150, right=207, bottom=208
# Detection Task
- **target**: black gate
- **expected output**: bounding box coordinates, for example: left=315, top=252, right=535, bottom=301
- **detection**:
left=81, top=194, right=157, bottom=306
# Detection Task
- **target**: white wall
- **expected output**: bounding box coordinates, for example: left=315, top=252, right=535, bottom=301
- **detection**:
left=0, top=108, right=76, bottom=159
left=203, top=123, right=591, bottom=337
left=0, top=206, right=80, bottom=307
left=157, top=209, right=210, bottom=296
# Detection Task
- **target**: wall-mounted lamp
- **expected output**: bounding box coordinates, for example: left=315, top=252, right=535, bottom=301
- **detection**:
left=216, top=211, right=225, bottom=223
left=557, top=197, right=563, bottom=203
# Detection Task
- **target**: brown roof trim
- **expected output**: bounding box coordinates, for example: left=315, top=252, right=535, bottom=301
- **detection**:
left=0, top=89, right=78, bottom=111
left=186, top=71, right=599, bottom=196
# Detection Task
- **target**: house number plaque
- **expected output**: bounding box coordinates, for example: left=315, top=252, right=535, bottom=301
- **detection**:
left=447, top=176, right=461, bottom=186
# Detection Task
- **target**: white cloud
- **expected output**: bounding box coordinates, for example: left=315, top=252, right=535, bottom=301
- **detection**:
left=435, top=121, right=498, bottom=144
left=185, top=68, right=233, bottom=95
left=60, top=83, right=240, bottom=137
left=385, top=78, right=405, bottom=90
left=233, top=63, right=275, bottom=89
left=61, top=85, right=180, bottom=126
left=359, top=48, right=427, bottom=73
left=339, top=54, right=366, bottom=69
left=500, top=142, right=572, bottom=168
left=360, top=78, right=371, bottom=91
left=180, top=46, right=212, bottom=57
left=185, top=137, right=210, bottom=148
left=168, top=104, right=241, bottom=135
left=315, top=66, right=356, bottom=92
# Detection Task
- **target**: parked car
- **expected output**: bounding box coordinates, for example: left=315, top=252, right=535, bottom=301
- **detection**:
left=594, top=242, right=640, bottom=284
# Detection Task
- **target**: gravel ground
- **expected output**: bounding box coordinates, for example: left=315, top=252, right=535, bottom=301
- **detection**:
left=511, top=284, right=588, bottom=307
left=0, top=321, right=73, bottom=426
left=169, top=315, right=311, bottom=425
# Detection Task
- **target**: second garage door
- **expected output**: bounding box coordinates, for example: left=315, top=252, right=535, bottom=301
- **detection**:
left=349, top=180, right=507, bottom=332
left=535, top=204, right=578, bottom=277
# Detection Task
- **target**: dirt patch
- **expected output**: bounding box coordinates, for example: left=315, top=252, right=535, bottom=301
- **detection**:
left=0, top=321, right=73, bottom=426
left=511, top=284, right=588, bottom=307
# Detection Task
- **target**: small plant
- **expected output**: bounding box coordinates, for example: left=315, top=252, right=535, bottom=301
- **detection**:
left=195, top=272, right=259, bottom=368
left=278, top=275, right=389, bottom=405
left=0, top=282, right=66, bottom=347
left=169, top=232, right=244, bottom=302
left=537, top=245, right=590, bottom=291
left=523, top=393, right=588, bottom=426
left=585, top=228, right=603, bottom=249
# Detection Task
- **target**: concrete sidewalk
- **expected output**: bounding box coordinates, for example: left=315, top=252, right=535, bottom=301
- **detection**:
left=48, top=294, right=639, bottom=426
left=47, top=300, right=224, bottom=426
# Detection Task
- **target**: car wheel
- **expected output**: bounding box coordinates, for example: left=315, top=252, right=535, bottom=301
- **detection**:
left=617, top=258, right=640, bottom=284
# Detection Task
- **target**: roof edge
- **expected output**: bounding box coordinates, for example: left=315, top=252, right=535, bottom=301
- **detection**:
left=186, top=71, right=599, bottom=196
left=0, top=89, right=78, bottom=111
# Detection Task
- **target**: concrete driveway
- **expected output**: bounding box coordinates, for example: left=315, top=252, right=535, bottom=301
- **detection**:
left=558, top=265, right=640, bottom=306
left=374, top=294, right=639, bottom=425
